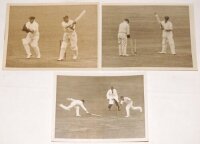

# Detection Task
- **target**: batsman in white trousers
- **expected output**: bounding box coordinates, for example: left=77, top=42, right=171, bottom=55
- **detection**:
left=22, top=16, right=41, bottom=59
left=58, top=15, right=78, bottom=61
left=120, top=96, right=142, bottom=117
left=118, top=19, right=131, bottom=56
left=155, top=13, right=176, bottom=55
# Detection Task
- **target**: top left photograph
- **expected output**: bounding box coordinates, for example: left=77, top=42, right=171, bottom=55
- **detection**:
left=3, top=3, right=98, bottom=69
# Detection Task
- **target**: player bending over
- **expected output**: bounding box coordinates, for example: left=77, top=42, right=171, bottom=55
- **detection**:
left=155, top=13, right=176, bottom=55
left=120, top=96, right=142, bottom=117
left=22, top=16, right=41, bottom=59
left=59, top=98, right=89, bottom=117
left=118, top=19, right=131, bottom=56
left=106, top=86, right=120, bottom=111
left=57, top=15, right=78, bottom=61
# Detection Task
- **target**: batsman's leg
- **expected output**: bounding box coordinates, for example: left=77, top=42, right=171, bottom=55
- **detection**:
left=31, top=37, right=41, bottom=58
left=22, top=38, right=32, bottom=58
left=122, top=37, right=128, bottom=56
left=118, top=35, right=123, bottom=56
left=160, top=37, right=167, bottom=54
left=168, top=35, right=176, bottom=55
left=119, top=41, right=123, bottom=56
left=57, top=40, right=67, bottom=61
left=70, top=32, right=78, bottom=60
left=120, top=34, right=128, bottom=56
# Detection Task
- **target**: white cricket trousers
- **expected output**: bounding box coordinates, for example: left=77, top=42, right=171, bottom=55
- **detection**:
left=161, top=31, right=176, bottom=54
left=58, top=31, right=78, bottom=60
left=118, top=33, right=127, bottom=56
left=22, top=33, right=40, bottom=57
left=126, top=101, right=142, bottom=117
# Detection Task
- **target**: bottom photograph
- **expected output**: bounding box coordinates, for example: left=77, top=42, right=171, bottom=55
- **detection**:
left=52, top=75, right=148, bottom=141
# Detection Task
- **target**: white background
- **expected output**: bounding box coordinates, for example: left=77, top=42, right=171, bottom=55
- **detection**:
left=0, top=0, right=200, bottom=144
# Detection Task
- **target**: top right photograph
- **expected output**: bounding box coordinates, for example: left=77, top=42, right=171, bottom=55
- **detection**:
left=102, top=4, right=197, bottom=70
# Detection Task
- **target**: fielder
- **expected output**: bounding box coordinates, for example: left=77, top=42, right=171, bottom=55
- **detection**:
left=57, top=15, right=78, bottom=61
left=120, top=96, right=142, bottom=117
left=155, top=13, right=176, bottom=55
left=22, top=16, right=41, bottom=59
left=59, top=98, right=89, bottom=117
left=118, top=19, right=131, bottom=56
left=106, top=86, right=120, bottom=111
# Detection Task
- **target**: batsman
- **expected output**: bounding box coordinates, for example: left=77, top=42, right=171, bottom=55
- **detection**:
left=118, top=18, right=131, bottom=56
left=154, top=13, right=176, bottom=55
left=57, top=15, right=79, bottom=61
left=22, top=16, right=41, bottom=59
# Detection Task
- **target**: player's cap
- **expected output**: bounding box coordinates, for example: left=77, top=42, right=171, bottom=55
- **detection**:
left=63, top=15, right=69, bottom=19
left=124, top=18, right=130, bottom=23
left=164, top=16, right=169, bottom=19
left=29, top=16, right=35, bottom=20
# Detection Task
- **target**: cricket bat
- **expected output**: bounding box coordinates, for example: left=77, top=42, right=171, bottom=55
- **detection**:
left=89, top=113, right=101, bottom=117
left=74, top=10, right=86, bottom=22
left=64, top=10, right=86, bottom=29
left=155, top=13, right=161, bottom=23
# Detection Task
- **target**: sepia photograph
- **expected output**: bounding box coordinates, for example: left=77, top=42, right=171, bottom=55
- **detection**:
left=52, top=75, right=148, bottom=141
left=102, top=4, right=197, bottom=70
left=3, top=3, right=98, bottom=69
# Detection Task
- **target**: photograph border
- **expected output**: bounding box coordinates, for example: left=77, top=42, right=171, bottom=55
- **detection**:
left=51, top=72, right=148, bottom=142
left=2, top=2, right=100, bottom=70
left=101, top=3, right=197, bottom=71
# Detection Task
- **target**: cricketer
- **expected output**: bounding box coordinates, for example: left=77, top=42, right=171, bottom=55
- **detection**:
left=21, top=16, right=41, bottom=59
left=120, top=96, right=142, bottom=117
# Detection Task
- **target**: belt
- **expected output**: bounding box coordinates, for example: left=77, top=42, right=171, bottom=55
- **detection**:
left=118, top=32, right=126, bottom=34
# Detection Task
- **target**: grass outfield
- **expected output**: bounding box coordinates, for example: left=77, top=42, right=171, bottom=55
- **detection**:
left=55, top=110, right=145, bottom=139
left=6, top=54, right=97, bottom=68
left=5, top=5, right=97, bottom=68
left=102, top=6, right=193, bottom=68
